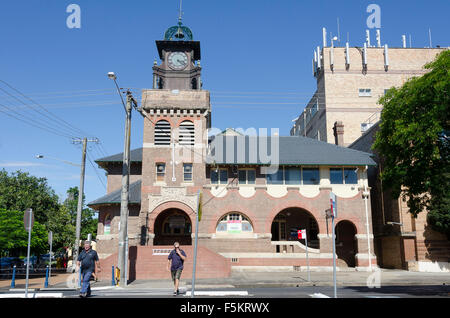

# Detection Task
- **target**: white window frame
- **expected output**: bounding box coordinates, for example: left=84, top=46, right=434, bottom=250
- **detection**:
left=156, top=163, right=166, bottom=182
left=238, top=168, right=256, bottom=185
left=183, top=163, right=193, bottom=182
left=358, top=88, right=372, bottom=97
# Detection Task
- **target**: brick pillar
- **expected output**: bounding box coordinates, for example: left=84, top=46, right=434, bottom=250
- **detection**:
left=355, top=234, right=377, bottom=269
left=333, top=121, right=344, bottom=146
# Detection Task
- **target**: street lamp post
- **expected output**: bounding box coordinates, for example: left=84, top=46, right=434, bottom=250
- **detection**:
left=108, top=72, right=133, bottom=287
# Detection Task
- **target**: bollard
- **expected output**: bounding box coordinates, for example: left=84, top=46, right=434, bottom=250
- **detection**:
left=111, top=266, right=115, bottom=286
left=10, top=266, right=16, bottom=288
left=44, top=265, right=49, bottom=288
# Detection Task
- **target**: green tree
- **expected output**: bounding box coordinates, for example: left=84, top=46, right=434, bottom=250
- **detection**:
left=0, top=208, right=48, bottom=256
left=373, top=50, right=450, bottom=237
left=64, top=187, right=97, bottom=241
left=0, top=170, right=60, bottom=226
left=47, top=205, right=75, bottom=250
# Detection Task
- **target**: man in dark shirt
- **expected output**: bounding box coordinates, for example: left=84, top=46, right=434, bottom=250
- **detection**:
left=167, top=242, right=187, bottom=296
left=77, top=241, right=100, bottom=297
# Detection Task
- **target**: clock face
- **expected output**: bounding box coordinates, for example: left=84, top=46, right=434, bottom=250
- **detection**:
left=168, top=52, right=188, bottom=70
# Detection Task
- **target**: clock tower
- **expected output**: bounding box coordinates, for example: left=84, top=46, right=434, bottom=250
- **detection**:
left=152, top=19, right=202, bottom=90
left=139, top=14, right=211, bottom=246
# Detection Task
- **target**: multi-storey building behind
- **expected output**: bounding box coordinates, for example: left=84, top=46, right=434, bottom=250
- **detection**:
left=291, top=41, right=446, bottom=146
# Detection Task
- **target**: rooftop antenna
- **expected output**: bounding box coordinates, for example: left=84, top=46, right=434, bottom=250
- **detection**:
left=337, top=17, right=341, bottom=44
left=428, top=28, right=432, bottom=48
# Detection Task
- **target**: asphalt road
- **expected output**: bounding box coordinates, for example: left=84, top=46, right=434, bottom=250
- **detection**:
left=8, top=284, right=444, bottom=298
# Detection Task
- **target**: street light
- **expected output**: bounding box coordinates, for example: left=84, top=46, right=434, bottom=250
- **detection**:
left=108, top=72, right=132, bottom=287
left=36, top=154, right=81, bottom=167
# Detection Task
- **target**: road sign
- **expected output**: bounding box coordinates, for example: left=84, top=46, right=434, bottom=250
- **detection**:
left=48, top=231, right=53, bottom=245
left=330, top=192, right=337, bottom=218
left=297, top=229, right=306, bottom=240
left=23, top=208, right=34, bottom=232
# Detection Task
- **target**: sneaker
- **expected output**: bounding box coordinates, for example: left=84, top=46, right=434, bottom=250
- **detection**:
left=173, top=291, right=177, bottom=296
left=176, top=289, right=180, bottom=295
left=79, top=292, right=86, bottom=298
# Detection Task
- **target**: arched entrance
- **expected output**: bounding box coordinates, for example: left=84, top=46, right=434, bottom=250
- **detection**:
left=154, top=208, right=192, bottom=246
left=335, top=220, right=357, bottom=267
left=271, top=208, right=320, bottom=249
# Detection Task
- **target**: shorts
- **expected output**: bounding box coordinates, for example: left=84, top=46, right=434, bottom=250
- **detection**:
left=171, top=269, right=183, bottom=281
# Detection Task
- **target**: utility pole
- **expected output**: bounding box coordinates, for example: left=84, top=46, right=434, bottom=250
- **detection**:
left=117, top=91, right=137, bottom=287
left=71, top=137, right=99, bottom=272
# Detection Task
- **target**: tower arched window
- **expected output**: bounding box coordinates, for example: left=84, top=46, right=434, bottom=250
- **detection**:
left=178, top=120, right=195, bottom=146
left=155, top=120, right=171, bottom=145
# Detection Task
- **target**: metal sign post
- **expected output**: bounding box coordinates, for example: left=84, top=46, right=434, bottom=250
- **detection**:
left=48, top=231, right=53, bottom=286
left=191, top=191, right=201, bottom=298
left=298, top=229, right=310, bottom=282
left=330, top=192, right=337, bottom=298
left=23, top=208, right=34, bottom=298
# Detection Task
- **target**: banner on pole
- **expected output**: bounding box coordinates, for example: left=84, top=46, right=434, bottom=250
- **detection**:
left=197, top=192, right=202, bottom=222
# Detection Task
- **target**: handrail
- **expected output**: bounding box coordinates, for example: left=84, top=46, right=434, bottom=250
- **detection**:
left=271, top=241, right=320, bottom=254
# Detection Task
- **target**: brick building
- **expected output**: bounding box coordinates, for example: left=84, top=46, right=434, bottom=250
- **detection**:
left=290, top=31, right=449, bottom=272
left=88, top=22, right=379, bottom=280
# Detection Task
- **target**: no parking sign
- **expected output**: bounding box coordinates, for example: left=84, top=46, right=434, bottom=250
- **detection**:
left=297, top=229, right=306, bottom=240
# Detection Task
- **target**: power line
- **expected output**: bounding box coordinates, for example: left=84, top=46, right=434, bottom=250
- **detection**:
left=86, top=150, right=107, bottom=190
left=0, top=79, right=95, bottom=138
left=0, top=106, right=75, bottom=139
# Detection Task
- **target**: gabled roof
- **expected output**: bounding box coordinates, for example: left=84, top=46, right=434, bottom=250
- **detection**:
left=95, top=148, right=143, bottom=168
left=207, top=135, right=376, bottom=166
left=87, top=180, right=141, bottom=208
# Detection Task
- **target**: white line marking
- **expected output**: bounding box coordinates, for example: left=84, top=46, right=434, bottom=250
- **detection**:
left=185, top=291, right=249, bottom=296
left=309, top=293, right=330, bottom=298
left=0, top=293, right=63, bottom=298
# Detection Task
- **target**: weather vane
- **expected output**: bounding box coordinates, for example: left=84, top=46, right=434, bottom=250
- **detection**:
left=178, top=0, right=184, bottom=25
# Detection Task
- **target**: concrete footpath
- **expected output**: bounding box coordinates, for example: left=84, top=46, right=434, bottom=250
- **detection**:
left=2, top=269, right=448, bottom=291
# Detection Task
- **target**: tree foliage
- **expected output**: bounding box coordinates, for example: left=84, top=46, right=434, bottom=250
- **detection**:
left=0, top=170, right=98, bottom=254
left=63, top=187, right=97, bottom=241
left=373, top=50, right=450, bottom=237
left=0, top=208, right=48, bottom=256
left=0, top=169, right=60, bottom=225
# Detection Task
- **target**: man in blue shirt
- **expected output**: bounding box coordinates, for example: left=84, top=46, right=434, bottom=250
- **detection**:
left=167, top=242, right=187, bottom=296
left=77, top=241, right=100, bottom=298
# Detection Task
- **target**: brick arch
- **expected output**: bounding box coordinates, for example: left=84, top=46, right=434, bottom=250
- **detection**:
left=148, top=201, right=196, bottom=233
left=265, top=199, right=323, bottom=234
left=152, top=117, right=174, bottom=127
left=207, top=205, right=260, bottom=233
left=174, top=118, right=195, bottom=127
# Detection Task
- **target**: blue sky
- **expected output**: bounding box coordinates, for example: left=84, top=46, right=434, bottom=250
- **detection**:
left=0, top=0, right=449, bottom=206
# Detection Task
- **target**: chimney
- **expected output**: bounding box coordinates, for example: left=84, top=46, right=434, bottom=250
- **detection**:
left=333, top=121, right=344, bottom=146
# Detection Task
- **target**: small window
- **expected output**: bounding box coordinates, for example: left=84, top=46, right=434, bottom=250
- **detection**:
left=302, top=168, right=320, bottom=185
left=238, top=169, right=256, bottom=184
left=285, top=167, right=301, bottom=185
left=266, top=168, right=284, bottom=185
left=156, top=163, right=166, bottom=182
left=358, top=89, right=372, bottom=97
left=211, top=168, right=228, bottom=185
left=104, top=214, right=111, bottom=235
left=183, top=163, right=193, bottom=182
left=330, top=168, right=344, bottom=184
left=330, top=167, right=358, bottom=184
left=344, top=168, right=358, bottom=184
